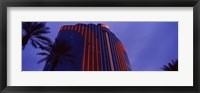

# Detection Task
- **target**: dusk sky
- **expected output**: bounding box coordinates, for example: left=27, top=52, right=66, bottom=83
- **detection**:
left=22, top=22, right=178, bottom=71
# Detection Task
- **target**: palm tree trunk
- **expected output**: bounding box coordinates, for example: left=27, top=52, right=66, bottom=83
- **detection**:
left=22, top=35, right=29, bottom=50
left=50, top=57, right=59, bottom=71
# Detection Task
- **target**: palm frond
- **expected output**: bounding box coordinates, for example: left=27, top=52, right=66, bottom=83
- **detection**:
left=37, top=52, right=49, bottom=56
left=34, top=40, right=46, bottom=50
left=161, top=59, right=178, bottom=71
left=30, top=39, right=38, bottom=48
left=22, top=22, right=32, bottom=33
left=37, top=57, right=49, bottom=64
left=32, top=30, right=50, bottom=36
left=35, top=35, right=52, bottom=44
left=32, top=22, right=49, bottom=32
left=22, top=22, right=52, bottom=50
left=37, top=39, right=53, bottom=47
left=168, top=63, right=173, bottom=68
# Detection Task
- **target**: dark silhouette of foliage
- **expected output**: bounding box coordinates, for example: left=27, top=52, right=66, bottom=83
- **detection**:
left=37, top=39, right=76, bottom=71
left=161, top=59, right=178, bottom=71
left=22, top=22, right=51, bottom=50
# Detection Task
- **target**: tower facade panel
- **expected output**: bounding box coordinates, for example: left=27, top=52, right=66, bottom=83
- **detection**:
left=44, top=23, right=132, bottom=71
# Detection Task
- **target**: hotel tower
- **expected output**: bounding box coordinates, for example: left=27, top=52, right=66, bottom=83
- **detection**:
left=43, top=23, right=132, bottom=71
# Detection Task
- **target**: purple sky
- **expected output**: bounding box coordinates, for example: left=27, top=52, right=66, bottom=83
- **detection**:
left=22, top=22, right=178, bottom=71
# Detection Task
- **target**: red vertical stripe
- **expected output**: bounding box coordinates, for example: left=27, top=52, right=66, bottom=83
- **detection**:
left=115, top=42, right=120, bottom=70
left=87, top=28, right=91, bottom=71
left=76, top=25, right=80, bottom=32
left=74, top=25, right=77, bottom=32
left=96, top=37, right=99, bottom=71
left=60, top=26, right=63, bottom=31
left=72, top=26, right=75, bottom=31
left=99, top=31, right=103, bottom=71
left=119, top=43, right=126, bottom=71
left=118, top=42, right=123, bottom=70
left=81, top=26, right=84, bottom=35
left=66, top=26, right=69, bottom=30
left=119, top=44, right=124, bottom=71
left=92, top=32, right=95, bottom=71
left=87, top=45, right=90, bottom=71
left=84, top=26, right=88, bottom=70
left=80, top=25, right=82, bottom=33
left=64, top=26, right=67, bottom=30
left=117, top=42, right=123, bottom=71
left=69, top=26, right=71, bottom=30
left=118, top=43, right=123, bottom=70
left=79, top=25, right=82, bottom=34
left=120, top=43, right=127, bottom=71
left=82, top=26, right=87, bottom=71
left=105, top=32, right=114, bottom=71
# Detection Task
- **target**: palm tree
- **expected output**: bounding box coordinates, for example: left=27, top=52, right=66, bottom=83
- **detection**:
left=22, top=22, right=51, bottom=50
left=161, top=59, right=178, bottom=71
left=37, top=39, right=76, bottom=71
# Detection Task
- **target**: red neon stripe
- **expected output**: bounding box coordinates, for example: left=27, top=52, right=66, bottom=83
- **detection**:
left=116, top=42, right=121, bottom=70
left=96, top=37, right=99, bottom=71
left=120, top=43, right=126, bottom=71
left=117, top=42, right=124, bottom=71
left=61, top=26, right=63, bottom=30
left=85, top=26, right=88, bottom=70
left=81, top=26, right=84, bottom=35
left=87, top=45, right=90, bottom=71
left=116, top=42, right=123, bottom=70
left=78, top=25, right=80, bottom=33
left=89, top=28, right=91, bottom=43
left=64, top=26, right=66, bottom=30
left=69, top=26, right=71, bottom=30
left=60, top=26, right=63, bottom=31
left=74, top=25, right=77, bottom=32
left=121, top=44, right=128, bottom=71
left=77, top=25, right=80, bottom=33
left=72, top=26, right=74, bottom=30
left=121, top=44, right=126, bottom=71
left=87, top=28, right=91, bottom=71
left=80, top=25, right=82, bottom=33
left=82, top=26, right=87, bottom=71
left=64, top=26, right=67, bottom=30
left=71, top=26, right=73, bottom=31
left=99, top=32, right=102, bottom=71
left=105, top=32, right=114, bottom=71
left=92, top=32, right=94, bottom=71
left=63, top=26, right=66, bottom=30
left=71, top=26, right=74, bottom=30
left=79, top=25, right=81, bottom=33
left=119, top=43, right=126, bottom=71
left=74, top=25, right=76, bottom=31
left=118, top=43, right=123, bottom=70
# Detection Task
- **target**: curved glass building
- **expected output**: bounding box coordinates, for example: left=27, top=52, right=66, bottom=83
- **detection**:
left=43, top=23, right=132, bottom=71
